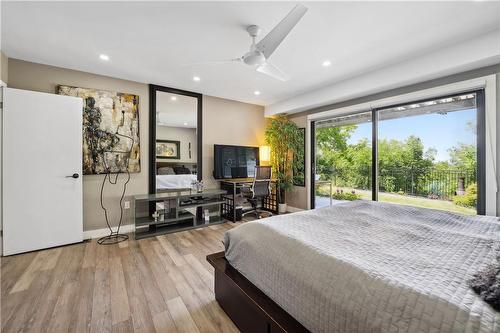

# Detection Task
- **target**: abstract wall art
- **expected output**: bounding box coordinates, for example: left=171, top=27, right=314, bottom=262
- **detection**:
left=58, top=85, right=141, bottom=174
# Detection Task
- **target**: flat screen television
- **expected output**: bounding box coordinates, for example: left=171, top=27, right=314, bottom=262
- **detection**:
left=213, top=145, right=260, bottom=179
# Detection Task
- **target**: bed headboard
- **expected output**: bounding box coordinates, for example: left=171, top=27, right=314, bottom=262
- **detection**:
left=156, top=161, right=197, bottom=174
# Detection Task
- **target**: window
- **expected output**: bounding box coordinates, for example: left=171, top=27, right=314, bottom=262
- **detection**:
left=312, top=91, right=485, bottom=215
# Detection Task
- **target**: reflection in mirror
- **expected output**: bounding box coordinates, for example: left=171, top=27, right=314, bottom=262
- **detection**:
left=155, top=91, right=198, bottom=192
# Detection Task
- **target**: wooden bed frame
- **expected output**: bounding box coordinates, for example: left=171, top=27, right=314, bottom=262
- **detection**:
left=207, top=251, right=309, bottom=333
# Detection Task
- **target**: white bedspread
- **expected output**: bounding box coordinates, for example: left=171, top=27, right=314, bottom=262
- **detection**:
left=224, top=201, right=500, bottom=333
left=156, top=174, right=197, bottom=189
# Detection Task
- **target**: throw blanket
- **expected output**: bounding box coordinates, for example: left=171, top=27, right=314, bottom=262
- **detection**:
left=224, top=201, right=500, bottom=333
left=469, top=255, right=500, bottom=311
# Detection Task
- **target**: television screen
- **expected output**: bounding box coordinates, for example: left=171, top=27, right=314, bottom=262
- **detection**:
left=213, top=145, right=260, bottom=179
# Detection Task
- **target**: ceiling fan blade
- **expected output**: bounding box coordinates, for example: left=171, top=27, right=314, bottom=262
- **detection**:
left=256, top=62, right=289, bottom=81
left=256, top=4, right=308, bottom=59
left=181, top=58, right=241, bottom=66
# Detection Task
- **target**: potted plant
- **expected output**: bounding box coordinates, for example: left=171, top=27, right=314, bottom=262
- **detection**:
left=265, top=115, right=302, bottom=213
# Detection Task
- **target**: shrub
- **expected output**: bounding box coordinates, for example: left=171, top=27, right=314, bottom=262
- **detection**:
left=332, top=190, right=361, bottom=201
left=453, top=183, right=477, bottom=208
left=381, top=175, right=396, bottom=193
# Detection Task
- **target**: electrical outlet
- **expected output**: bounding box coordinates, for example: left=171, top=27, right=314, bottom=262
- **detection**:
left=124, top=201, right=130, bottom=209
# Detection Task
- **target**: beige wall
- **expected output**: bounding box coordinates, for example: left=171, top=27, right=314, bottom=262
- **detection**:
left=7, top=59, right=265, bottom=230
left=8, top=59, right=149, bottom=231
left=156, top=125, right=197, bottom=164
left=202, top=95, right=266, bottom=188
left=0, top=52, right=7, bottom=84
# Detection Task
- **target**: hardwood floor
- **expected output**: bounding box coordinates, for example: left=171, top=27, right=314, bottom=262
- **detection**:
left=1, top=222, right=245, bottom=333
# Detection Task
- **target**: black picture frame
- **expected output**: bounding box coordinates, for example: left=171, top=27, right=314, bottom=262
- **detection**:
left=156, top=140, right=180, bottom=159
left=149, top=84, right=203, bottom=195
left=293, top=128, right=306, bottom=187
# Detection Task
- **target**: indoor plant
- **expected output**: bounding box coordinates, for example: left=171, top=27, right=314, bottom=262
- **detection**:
left=265, top=115, right=302, bottom=213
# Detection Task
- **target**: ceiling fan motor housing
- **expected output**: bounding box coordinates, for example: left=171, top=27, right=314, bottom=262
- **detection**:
left=247, top=25, right=261, bottom=38
left=243, top=51, right=266, bottom=66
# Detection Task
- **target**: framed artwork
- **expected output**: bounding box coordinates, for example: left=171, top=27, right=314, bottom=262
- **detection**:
left=156, top=140, right=180, bottom=159
left=293, top=127, right=305, bottom=186
left=58, top=85, right=141, bottom=175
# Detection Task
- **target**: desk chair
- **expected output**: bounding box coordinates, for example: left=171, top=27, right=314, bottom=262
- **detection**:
left=241, top=166, right=273, bottom=219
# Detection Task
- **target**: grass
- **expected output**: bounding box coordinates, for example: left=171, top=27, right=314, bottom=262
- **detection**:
left=316, top=185, right=476, bottom=215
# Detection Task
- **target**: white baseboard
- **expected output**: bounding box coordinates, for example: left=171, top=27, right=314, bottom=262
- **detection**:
left=83, top=224, right=135, bottom=240
left=286, top=206, right=304, bottom=213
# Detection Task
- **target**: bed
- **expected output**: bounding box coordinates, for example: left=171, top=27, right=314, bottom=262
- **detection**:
left=208, top=201, right=500, bottom=333
left=156, top=174, right=197, bottom=190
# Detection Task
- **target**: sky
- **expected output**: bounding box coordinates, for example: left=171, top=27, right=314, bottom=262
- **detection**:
left=347, top=108, right=476, bottom=162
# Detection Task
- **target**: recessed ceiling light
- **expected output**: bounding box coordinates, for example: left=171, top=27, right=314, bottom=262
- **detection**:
left=170, top=96, right=177, bottom=101
left=193, top=76, right=201, bottom=82
left=183, top=122, right=188, bottom=126
left=254, top=90, right=261, bottom=96
left=322, top=60, right=331, bottom=67
left=99, top=54, right=110, bottom=61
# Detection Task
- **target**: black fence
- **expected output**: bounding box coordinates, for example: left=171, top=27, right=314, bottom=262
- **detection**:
left=378, top=168, right=476, bottom=200
left=324, top=167, right=476, bottom=201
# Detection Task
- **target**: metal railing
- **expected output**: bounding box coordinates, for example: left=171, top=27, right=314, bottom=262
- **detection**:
left=318, top=167, right=476, bottom=201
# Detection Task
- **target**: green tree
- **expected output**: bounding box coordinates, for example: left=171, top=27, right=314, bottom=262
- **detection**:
left=448, top=143, right=476, bottom=170
left=315, top=125, right=356, bottom=182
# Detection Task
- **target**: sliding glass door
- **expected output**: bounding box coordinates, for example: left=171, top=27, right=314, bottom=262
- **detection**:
left=311, top=91, right=485, bottom=215
left=313, top=112, right=372, bottom=208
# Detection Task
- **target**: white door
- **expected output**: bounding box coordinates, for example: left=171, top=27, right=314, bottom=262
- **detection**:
left=3, top=88, right=83, bottom=255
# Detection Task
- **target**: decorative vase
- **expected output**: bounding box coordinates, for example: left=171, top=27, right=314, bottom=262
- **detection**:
left=278, top=203, right=287, bottom=214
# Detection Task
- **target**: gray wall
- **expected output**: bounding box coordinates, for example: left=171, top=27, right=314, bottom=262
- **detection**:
left=7, top=58, right=265, bottom=231
left=288, top=64, right=500, bottom=216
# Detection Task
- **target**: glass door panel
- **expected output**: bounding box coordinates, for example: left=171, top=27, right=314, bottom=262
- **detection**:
left=377, top=93, right=479, bottom=215
left=314, top=112, right=372, bottom=208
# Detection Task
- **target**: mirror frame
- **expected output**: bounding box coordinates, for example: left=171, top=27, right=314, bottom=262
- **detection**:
left=149, top=84, right=203, bottom=194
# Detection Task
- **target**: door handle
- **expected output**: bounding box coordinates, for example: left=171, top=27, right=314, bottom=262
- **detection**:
left=66, top=173, right=80, bottom=179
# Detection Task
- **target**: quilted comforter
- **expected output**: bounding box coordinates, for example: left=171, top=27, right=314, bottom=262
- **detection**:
left=224, top=201, right=500, bottom=333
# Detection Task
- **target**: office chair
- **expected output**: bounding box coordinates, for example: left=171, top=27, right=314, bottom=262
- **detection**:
left=241, top=166, right=273, bottom=219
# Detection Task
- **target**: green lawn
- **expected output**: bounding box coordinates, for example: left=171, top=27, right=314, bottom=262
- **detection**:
left=316, top=185, right=476, bottom=215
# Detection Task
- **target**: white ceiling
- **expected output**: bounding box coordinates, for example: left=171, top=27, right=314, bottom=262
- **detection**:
left=156, top=91, right=197, bottom=128
left=2, top=1, right=500, bottom=114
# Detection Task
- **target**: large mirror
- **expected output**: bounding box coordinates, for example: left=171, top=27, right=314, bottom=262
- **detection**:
left=149, top=85, right=202, bottom=193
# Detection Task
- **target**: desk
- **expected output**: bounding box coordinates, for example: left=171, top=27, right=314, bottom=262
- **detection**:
left=219, top=178, right=278, bottom=222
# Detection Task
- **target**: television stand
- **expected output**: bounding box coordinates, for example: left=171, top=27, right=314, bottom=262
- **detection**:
left=133, top=189, right=227, bottom=239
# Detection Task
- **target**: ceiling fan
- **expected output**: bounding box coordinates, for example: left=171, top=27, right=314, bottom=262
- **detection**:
left=186, top=4, right=308, bottom=81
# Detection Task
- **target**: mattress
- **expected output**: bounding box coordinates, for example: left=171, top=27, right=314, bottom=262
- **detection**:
left=156, top=174, right=197, bottom=189
left=224, top=201, right=500, bottom=333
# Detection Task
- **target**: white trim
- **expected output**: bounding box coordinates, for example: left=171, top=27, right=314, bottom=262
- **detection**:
left=307, top=74, right=497, bottom=216
left=308, top=76, right=495, bottom=121
left=267, top=30, right=500, bottom=116
left=286, top=206, right=304, bottom=213
left=83, top=224, right=135, bottom=240
left=306, top=120, right=312, bottom=210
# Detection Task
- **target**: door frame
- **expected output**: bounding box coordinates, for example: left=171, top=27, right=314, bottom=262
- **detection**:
left=308, top=75, right=496, bottom=215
